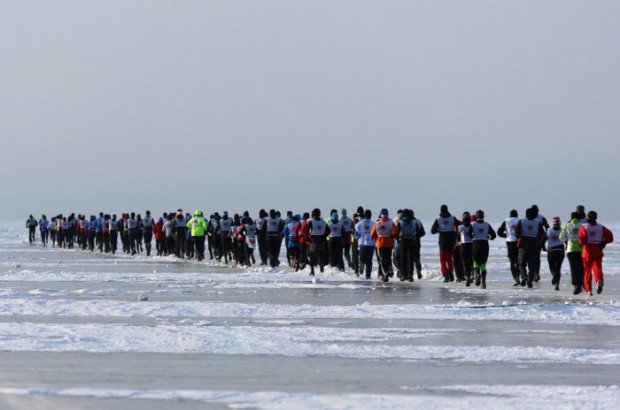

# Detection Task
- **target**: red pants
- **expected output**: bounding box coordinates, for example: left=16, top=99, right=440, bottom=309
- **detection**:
left=582, top=255, right=603, bottom=293
left=439, top=249, right=453, bottom=277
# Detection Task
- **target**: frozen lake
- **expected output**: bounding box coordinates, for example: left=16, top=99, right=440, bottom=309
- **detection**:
left=0, top=220, right=618, bottom=409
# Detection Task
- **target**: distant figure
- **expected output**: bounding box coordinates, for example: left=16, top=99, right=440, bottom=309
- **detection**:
left=576, top=205, right=587, bottom=224
left=530, top=205, right=550, bottom=282
left=340, top=209, right=354, bottom=269
left=471, top=210, right=496, bottom=289
left=39, top=215, right=49, bottom=245
left=515, top=208, right=545, bottom=288
left=561, top=212, right=584, bottom=295
left=243, top=213, right=257, bottom=266
left=109, top=214, right=119, bottom=255
left=328, top=212, right=345, bottom=271
left=142, top=211, right=154, bottom=257
left=431, top=205, right=460, bottom=282
left=283, top=214, right=301, bottom=270
left=265, top=209, right=283, bottom=268
left=544, top=217, right=565, bottom=291
left=256, top=209, right=268, bottom=265
left=305, top=208, right=329, bottom=276
left=579, top=211, right=614, bottom=295
left=187, top=210, right=208, bottom=261
left=26, top=215, right=38, bottom=243
left=371, top=209, right=398, bottom=282
left=153, top=217, right=165, bottom=256
left=355, top=209, right=375, bottom=279
left=163, top=214, right=176, bottom=256
left=396, top=209, right=425, bottom=282
left=458, top=212, right=474, bottom=286
left=49, top=217, right=57, bottom=246
left=497, top=210, right=520, bottom=286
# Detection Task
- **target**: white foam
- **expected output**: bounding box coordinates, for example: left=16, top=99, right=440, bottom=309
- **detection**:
left=0, top=385, right=616, bottom=409
left=0, top=322, right=617, bottom=364
left=0, top=298, right=617, bottom=326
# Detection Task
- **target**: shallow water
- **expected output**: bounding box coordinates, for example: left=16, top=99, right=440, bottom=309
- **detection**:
left=0, top=221, right=618, bottom=409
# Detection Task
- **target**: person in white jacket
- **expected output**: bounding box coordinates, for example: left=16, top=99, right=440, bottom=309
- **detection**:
left=355, top=209, right=376, bottom=279
left=497, top=210, right=520, bottom=285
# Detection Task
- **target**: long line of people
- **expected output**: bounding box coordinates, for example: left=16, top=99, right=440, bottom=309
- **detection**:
left=25, top=204, right=613, bottom=296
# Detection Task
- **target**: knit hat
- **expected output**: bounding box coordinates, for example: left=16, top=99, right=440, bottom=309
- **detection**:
left=380, top=208, right=389, bottom=217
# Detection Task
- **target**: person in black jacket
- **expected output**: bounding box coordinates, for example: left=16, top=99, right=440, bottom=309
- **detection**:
left=515, top=208, right=546, bottom=288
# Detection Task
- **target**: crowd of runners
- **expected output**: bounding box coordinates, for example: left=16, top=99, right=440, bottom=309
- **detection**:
left=25, top=204, right=613, bottom=296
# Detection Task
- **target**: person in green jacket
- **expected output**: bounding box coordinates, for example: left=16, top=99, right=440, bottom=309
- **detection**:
left=187, top=210, right=208, bottom=261
left=560, top=212, right=583, bottom=295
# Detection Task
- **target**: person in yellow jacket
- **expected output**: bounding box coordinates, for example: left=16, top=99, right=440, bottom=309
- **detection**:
left=187, top=210, right=208, bottom=261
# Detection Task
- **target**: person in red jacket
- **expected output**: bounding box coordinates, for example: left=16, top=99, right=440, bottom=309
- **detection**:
left=579, top=211, right=614, bottom=295
left=153, top=217, right=166, bottom=256
left=294, top=212, right=310, bottom=270
left=370, top=209, right=398, bottom=282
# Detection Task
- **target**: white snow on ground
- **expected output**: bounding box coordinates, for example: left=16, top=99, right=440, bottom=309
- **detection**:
left=0, top=297, right=617, bottom=325
left=0, top=385, right=617, bottom=410
left=0, top=322, right=617, bottom=364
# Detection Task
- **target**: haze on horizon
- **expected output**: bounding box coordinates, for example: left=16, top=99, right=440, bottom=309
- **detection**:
left=1, top=1, right=619, bottom=222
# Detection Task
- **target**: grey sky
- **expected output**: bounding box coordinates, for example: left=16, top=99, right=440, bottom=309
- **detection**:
left=1, top=0, right=619, bottom=222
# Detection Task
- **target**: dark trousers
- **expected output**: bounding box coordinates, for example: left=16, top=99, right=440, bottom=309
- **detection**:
left=460, top=242, right=473, bottom=279
left=266, top=234, right=281, bottom=268
left=309, top=237, right=326, bottom=273
left=194, top=235, right=206, bottom=260
left=507, top=241, right=520, bottom=281
left=207, top=234, right=213, bottom=259
left=352, top=241, right=360, bottom=274
left=65, top=231, right=74, bottom=248
left=328, top=236, right=344, bottom=270
left=29, top=227, right=36, bottom=243
left=519, top=244, right=538, bottom=283
left=547, top=249, right=565, bottom=284
left=377, top=247, right=393, bottom=277
left=129, top=229, right=138, bottom=254
left=103, top=233, right=110, bottom=253
left=220, top=233, right=231, bottom=263
left=412, top=241, right=422, bottom=275
left=472, top=241, right=490, bottom=267
left=567, top=252, right=583, bottom=287
left=343, top=234, right=352, bottom=266
left=212, top=234, right=222, bottom=259
left=175, top=228, right=186, bottom=258
left=186, top=236, right=194, bottom=258
left=110, top=230, right=118, bottom=254
left=97, top=232, right=103, bottom=251
left=399, top=238, right=418, bottom=280
left=41, top=230, right=48, bottom=245
left=258, top=233, right=268, bottom=265
left=165, top=236, right=175, bottom=255
left=87, top=232, right=95, bottom=251
left=359, top=245, right=374, bottom=278
left=533, top=247, right=542, bottom=280
left=143, top=229, right=153, bottom=256
left=119, top=230, right=127, bottom=252
left=156, top=238, right=165, bottom=256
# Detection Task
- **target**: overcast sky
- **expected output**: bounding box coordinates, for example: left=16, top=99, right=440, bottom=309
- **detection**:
left=1, top=0, right=619, bottom=223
